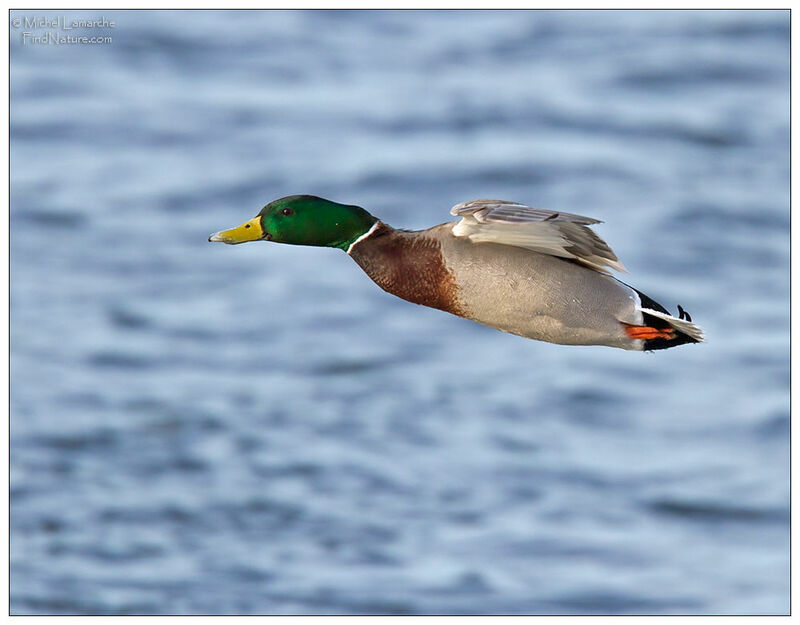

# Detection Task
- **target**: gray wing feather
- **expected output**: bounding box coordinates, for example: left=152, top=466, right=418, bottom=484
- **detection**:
left=450, top=199, right=626, bottom=273
left=451, top=199, right=601, bottom=225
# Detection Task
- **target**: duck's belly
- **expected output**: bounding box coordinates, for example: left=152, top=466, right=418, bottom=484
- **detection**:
left=441, top=236, right=643, bottom=349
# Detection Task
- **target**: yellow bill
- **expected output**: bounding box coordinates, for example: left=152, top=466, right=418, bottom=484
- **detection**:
left=208, top=217, right=266, bottom=244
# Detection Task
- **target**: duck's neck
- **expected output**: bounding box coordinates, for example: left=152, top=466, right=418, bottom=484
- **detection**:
left=347, top=222, right=462, bottom=315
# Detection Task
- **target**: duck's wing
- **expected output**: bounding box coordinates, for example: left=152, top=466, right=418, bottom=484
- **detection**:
left=450, top=199, right=626, bottom=273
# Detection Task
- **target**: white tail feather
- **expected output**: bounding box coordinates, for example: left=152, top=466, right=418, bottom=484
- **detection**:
left=639, top=308, right=705, bottom=342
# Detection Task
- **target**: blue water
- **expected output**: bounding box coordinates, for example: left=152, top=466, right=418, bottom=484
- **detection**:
left=10, top=9, right=789, bottom=615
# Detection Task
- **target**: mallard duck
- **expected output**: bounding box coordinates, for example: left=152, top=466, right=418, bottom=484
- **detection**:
left=209, top=195, right=704, bottom=351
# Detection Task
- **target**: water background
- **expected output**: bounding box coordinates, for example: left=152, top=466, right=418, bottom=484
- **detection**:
left=10, top=9, right=789, bottom=615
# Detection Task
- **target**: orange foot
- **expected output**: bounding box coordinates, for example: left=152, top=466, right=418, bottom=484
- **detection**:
left=621, top=323, right=676, bottom=341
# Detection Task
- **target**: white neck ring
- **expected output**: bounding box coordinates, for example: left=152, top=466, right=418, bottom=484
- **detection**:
left=346, top=221, right=379, bottom=255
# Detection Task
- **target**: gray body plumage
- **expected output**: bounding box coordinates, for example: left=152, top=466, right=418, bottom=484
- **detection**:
left=430, top=223, right=645, bottom=350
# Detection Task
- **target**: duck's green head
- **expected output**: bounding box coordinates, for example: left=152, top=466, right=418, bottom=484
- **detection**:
left=209, top=195, right=378, bottom=250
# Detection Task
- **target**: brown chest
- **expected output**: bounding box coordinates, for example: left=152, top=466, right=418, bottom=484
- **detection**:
left=349, top=224, right=463, bottom=316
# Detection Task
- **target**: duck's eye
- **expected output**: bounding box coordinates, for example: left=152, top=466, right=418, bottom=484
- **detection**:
left=281, top=208, right=294, bottom=216
left=244, top=224, right=251, bottom=229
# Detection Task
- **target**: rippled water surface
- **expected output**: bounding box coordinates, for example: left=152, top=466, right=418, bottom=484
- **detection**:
left=10, top=9, right=789, bottom=615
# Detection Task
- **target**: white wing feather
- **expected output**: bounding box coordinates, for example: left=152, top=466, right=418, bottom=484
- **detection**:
left=450, top=199, right=626, bottom=274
